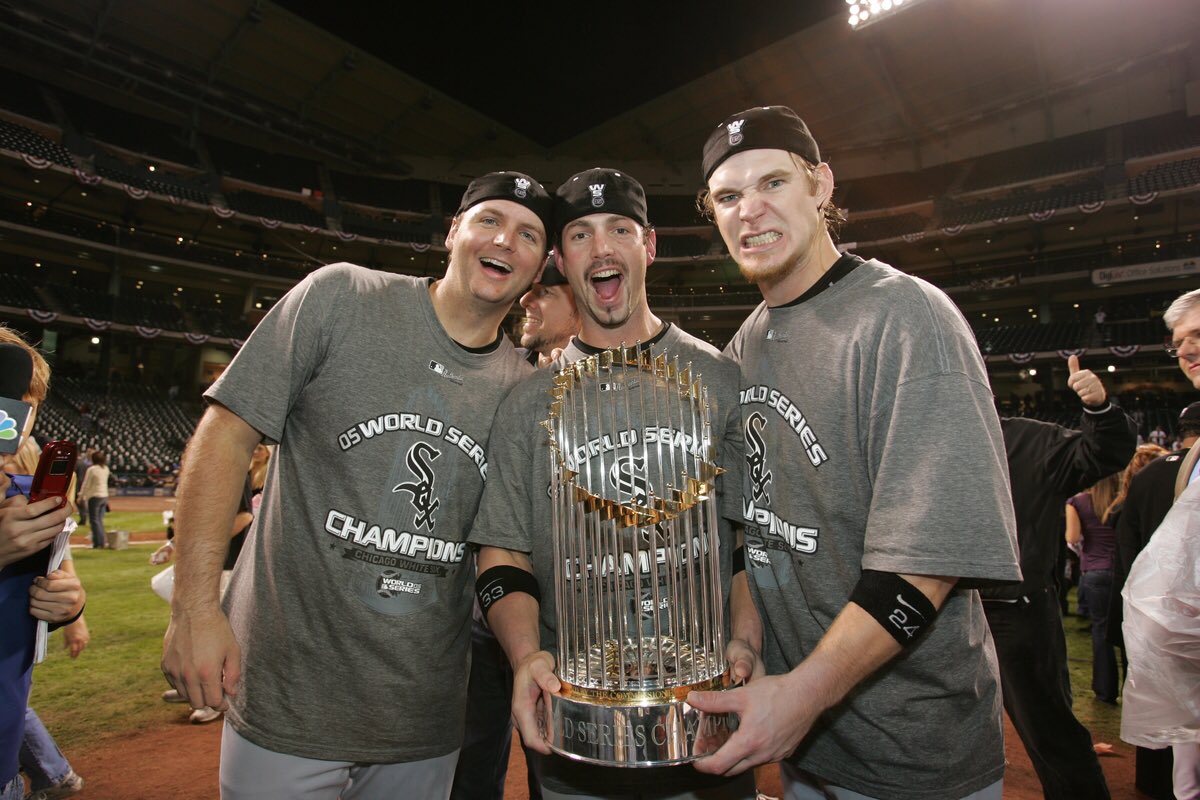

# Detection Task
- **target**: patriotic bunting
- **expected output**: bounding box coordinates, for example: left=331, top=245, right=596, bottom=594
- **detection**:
left=1078, top=201, right=1104, bottom=214
left=212, top=206, right=235, bottom=218
left=1007, top=353, right=1036, bottom=364
left=1057, top=349, right=1087, bottom=359
left=1108, top=345, right=1140, bottom=358
left=83, top=318, right=112, bottom=331
left=22, top=154, right=52, bottom=170
left=123, top=185, right=149, bottom=200
left=184, top=333, right=210, bottom=345
left=941, top=225, right=965, bottom=236
left=26, top=309, right=58, bottom=323
left=1130, top=192, right=1158, bottom=206
left=1029, top=209, right=1055, bottom=222
left=73, top=168, right=101, bottom=184
left=135, top=326, right=162, bottom=339
left=259, top=217, right=282, bottom=229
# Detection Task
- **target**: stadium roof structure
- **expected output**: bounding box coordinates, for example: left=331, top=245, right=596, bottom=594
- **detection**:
left=3, top=0, right=1197, bottom=192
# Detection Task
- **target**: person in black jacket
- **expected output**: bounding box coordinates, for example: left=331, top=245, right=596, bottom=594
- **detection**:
left=1112, top=404, right=1200, bottom=627
left=985, top=354, right=1136, bottom=800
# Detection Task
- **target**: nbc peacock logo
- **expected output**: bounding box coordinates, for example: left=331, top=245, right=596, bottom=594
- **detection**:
left=0, top=410, right=18, bottom=442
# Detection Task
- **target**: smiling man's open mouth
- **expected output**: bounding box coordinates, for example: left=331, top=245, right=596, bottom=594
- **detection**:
left=480, top=257, right=513, bottom=275
left=591, top=268, right=623, bottom=301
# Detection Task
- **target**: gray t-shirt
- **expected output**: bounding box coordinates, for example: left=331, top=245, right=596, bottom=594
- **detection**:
left=207, top=263, right=532, bottom=762
left=468, top=324, right=745, bottom=794
left=723, top=258, right=1020, bottom=800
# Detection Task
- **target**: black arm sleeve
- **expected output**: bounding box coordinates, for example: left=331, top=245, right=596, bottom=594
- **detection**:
left=1039, top=404, right=1137, bottom=496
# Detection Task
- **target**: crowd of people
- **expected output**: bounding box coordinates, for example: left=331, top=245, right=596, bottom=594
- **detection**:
left=3, top=105, right=1199, bottom=800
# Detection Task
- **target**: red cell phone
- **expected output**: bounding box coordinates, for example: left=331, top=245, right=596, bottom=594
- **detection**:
left=30, top=440, right=78, bottom=503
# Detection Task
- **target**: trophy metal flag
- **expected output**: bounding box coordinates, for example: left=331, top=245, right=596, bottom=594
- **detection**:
left=544, top=345, right=735, bottom=767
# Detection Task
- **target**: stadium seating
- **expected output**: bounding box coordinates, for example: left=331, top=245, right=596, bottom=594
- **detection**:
left=1129, top=157, right=1200, bottom=194
left=94, top=151, right=209, bottom=204
left=840, top=213, right=927, bottom=243
left=959, top=133, right=1105, bottom=193
left=226, top=190, right=325, bottom=226
left=0, top=117, right=75, bottom=167
left=941, top=178, right=1106, bottom=226
left=654, top=234, right=712, bottom=258
left=340, top=212, right=431, bottom=243
left=1124, top=113, right=1200, bottom=159
left=34, top=378, right=198, bottom=478
left=0, top=272, right=48, bottom=310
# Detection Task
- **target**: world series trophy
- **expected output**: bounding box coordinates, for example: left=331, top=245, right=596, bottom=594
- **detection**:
left=543, top=345, right=736, bottom=767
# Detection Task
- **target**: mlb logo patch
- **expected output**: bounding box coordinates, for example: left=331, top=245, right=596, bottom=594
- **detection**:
left=589, top=183, right=605, bottom=208
left=727, top=119, right=745, bottom=146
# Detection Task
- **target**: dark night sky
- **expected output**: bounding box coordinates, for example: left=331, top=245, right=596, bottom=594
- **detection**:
left=276, top=1, right=845, bottom=146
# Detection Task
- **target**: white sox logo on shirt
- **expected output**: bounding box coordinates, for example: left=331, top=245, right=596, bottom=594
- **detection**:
left=589, top=183, right=605, bottom=208
left=393, top=442, right=442, bottom=531
left=727, top=120, right=745, bottom=145
left=745, top=412, right=773, bottom=504
left=608, top=455, right=652, bottom=503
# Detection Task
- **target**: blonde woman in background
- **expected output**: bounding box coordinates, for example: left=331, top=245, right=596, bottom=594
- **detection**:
left=1066, top=443, right=1168, bottom=706
left=77, top=452, right=109, bottom=549
left=1105, top=444, right=1170, bottom=530
left=1066, top=471, right=1123, bottom=703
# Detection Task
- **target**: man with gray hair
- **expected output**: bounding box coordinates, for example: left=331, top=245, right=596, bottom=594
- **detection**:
left=1112, top=287, right=1200, bottom=799
left=1166, top=287, right=1200, bottom=392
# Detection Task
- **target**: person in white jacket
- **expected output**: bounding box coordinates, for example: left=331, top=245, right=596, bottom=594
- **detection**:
left=77, top=452, right=110, bottom=549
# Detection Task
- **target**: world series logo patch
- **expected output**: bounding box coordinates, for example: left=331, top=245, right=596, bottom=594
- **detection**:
left=727, top=120, right=745, bottom=146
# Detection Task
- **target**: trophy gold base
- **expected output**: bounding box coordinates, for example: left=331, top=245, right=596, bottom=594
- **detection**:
left=548, top=681, right=737, bottom=767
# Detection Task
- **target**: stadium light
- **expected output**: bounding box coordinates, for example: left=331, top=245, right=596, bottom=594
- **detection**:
left=847, top=0, right=928, bottom=29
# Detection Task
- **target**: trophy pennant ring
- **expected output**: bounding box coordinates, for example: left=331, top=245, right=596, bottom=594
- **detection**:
left=544, top=344, right=736, bottom=767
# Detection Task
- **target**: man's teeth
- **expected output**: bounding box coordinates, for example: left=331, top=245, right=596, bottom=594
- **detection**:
left=592, top=268, right=619, bottom=280
left=481, top=257, right=512, bottom=273
left=744, top=232, right=781, bottom=248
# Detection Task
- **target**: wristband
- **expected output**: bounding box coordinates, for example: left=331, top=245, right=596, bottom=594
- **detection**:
left=732, top=546, right=746, bottom=575
left=1082, top=401, right=1113, bottom=415
left=849, top=570, right=937, bottom=647
left=49, top=603, right=85, bottom=632
left=477, top=564, right=541, bottom=619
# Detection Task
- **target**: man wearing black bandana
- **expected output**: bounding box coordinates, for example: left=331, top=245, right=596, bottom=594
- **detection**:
left=690, top=106, right=1022, bottom=800
left=468, top=168, right=753, bottom=799
left=163, top=171, right=552, bottom=799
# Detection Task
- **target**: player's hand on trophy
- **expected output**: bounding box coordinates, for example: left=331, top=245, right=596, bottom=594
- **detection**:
left=1066, top=354, right=1107, bottom=407
left=512, top=649, right=560, bottom=754
left=162, top=606, right=241, bottom=713
left=689, top=670, right=816, bottom=776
